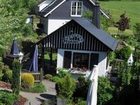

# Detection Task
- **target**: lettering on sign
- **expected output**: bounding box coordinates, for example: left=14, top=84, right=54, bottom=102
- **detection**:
left=63, top=34, right=84, bottom=44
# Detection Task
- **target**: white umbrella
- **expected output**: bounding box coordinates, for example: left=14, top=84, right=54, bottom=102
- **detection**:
left=87, top=65, right=98, bottom=105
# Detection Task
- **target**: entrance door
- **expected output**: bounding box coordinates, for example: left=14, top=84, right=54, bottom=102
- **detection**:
left=73, top=52, right=89, bottom=70
left=63, top=51, right=72, bottom=68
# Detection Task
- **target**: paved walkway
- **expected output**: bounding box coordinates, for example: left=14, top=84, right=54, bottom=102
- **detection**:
left=20, top=80, right=56, bottom=105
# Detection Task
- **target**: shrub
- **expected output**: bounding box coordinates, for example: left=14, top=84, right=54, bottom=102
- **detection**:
left=97, top=77, right=115, bottom=105
left=73, top=76, right=89, bottom=99
left=21, top=73, right=34, bottom=89
left=57, top=68, right=69, bottom=78
left=51, top=76, right=61, bottom=83
left=44, top=74, right=53, bottom=80
left=0, top=62, right=4, bottom=80
left=0, top=90, right=17, bottom=105
left=57, top=74, right=76, bottom=102
left=2, top=70, right=12, bottom=83
left=116, top=46, right=132, bottom=61
left=76, top=98, right=86, bottom=105
left=0, top=63, right=12, bottom=81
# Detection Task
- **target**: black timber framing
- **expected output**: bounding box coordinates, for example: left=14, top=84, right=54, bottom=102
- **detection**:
left=37, top=20, right=111, bottom=52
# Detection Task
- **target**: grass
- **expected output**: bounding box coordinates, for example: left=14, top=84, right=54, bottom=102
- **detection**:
left=44, top=53, right=57, bottom=60
left=108, top=27, right=133, bottom=35
left=100, top=1, right=140, bottom=26
left=21, top=82, right=46, bottom=93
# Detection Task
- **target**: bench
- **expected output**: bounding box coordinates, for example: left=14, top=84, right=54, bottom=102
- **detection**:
left=32, top=72, right=41, bottom=83
left=21, top=71, right=42, bottom=83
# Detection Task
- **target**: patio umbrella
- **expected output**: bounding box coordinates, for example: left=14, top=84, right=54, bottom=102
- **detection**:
left=86, top=66, right=98, bottom=105
left=10, top=39, right=20, bottom=55
left=29, top=45, right=38, bottom=72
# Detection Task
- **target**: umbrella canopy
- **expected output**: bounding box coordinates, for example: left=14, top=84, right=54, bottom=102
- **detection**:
left=87, top=66, right=98, bottom=105
left=10, top=39, right=20, bottom=55
left=29, top=45, right=38, bottom=72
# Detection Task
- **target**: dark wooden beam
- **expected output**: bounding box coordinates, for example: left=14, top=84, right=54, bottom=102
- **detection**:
left=41, top=41, right=45, bottom=71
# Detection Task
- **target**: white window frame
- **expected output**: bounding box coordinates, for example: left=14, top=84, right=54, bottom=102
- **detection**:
left=71, top=1, right=83, bottom=17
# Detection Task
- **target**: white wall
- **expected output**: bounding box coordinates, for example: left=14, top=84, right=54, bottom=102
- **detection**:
left=37, top=0, right=53, bottom=12
left=57, top=49, right=108, bottom=76
left=48, top=19, right=70, bottom=34
left=98, top=52, right=107, bottom=76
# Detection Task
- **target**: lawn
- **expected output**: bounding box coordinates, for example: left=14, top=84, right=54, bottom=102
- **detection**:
left=108, top=27, right=133, bottom=35
left=100, top=1, right=140, bottom=27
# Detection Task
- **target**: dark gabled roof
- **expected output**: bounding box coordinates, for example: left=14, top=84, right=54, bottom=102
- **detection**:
left=38, top=0, right=110, bottom=18
left=40, top=0, right=65, bottom=17
left=37, top=18, right=118, bottom=51
left=73, top=18, right=118, bottom=51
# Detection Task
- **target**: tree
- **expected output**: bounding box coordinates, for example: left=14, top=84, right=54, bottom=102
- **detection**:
left=0, top=0, right=37, bottom=56
left=97, top=77, right=115, bottom=105
left=118, top=62, right=132, bottom=86
left=11, top=59, right=21, bottom=95
left=134, top=23, right=140, bottom=42
left=101, top=15, right=113, bottom=31
left=115, top=13, right=130, bottom=32
left=116, top=46, right=132, bottom=61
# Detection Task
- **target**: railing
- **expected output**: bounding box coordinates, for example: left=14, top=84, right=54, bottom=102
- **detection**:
left=22, top=71, right=42, bottom=83
left=32, top=72, right=41, bottom=83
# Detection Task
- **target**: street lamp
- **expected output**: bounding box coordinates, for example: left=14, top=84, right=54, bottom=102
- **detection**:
left=18, top=52, right=24, bottom=64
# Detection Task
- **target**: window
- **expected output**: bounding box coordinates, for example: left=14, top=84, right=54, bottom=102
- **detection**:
left=63, top=51, right=72, bottom=68
left=73, top=53, right=89, bottom=70
left=71, top=1, right=83, bottom=17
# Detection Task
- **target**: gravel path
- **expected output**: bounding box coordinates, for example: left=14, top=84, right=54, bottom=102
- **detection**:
left=20, top=80, right=56, bottom=105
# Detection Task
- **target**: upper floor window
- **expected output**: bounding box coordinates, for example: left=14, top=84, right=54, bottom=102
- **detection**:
left=71, top=1, right=83, bottom=17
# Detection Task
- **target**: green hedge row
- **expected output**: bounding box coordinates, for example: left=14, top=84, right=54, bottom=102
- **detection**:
left=99, top=0, right=140, bottom=1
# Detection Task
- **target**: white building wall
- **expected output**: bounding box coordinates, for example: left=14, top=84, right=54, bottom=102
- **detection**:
left=98, top=52, right=107, bottom=76
left=57, top=49, right=108, bottom=76
left=37, top=0, right=53, bottom=12
left=48, top=19, right=70, bottom=34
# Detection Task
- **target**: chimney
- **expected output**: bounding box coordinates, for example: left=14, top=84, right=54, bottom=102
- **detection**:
left=93, top=1, right=100, bottom=28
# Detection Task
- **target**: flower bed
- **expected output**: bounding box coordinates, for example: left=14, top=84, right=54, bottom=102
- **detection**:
left=0, top=81, right=27, bottom=105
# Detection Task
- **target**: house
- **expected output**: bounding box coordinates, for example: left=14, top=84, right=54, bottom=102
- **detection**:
left=35, top=0, right=110, bottom=35
left=35, top=0, right=118, bottom=76
left=36, top=18, right=118, bottom=76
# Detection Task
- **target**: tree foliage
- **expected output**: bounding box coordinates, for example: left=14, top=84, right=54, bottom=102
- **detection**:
left=0, top=0, right=37, bottom=56
left=12, top=59, right=21, bottom=95
left=133, top=23, right=140, bottom=44
left=133, top=23, right=140, bottom=77
left=118, top=63, right=132, bottom=86
left=116, top=46, right=132, bottom=61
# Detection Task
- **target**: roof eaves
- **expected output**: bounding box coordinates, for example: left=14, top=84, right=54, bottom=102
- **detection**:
left=73, top=18, right=118, bottom=51
left=44, top=0, right=66, bottom=17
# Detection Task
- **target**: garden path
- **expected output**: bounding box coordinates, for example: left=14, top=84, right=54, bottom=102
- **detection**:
left=20, top=80, right=56, bottom=105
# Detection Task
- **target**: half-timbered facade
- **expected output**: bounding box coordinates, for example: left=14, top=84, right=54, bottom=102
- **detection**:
left=37, top=18, right=118, bottom=76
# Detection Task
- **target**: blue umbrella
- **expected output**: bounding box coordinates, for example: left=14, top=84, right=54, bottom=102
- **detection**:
left=29, top=45, right=38, bottom=72
left=10, top=39, right=20, bottom=55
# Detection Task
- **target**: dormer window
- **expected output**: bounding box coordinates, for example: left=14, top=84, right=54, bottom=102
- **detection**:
left=71, top=1, right=83, bottom=17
